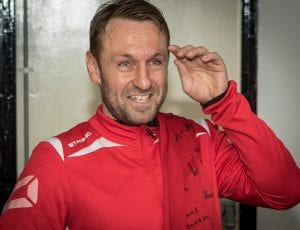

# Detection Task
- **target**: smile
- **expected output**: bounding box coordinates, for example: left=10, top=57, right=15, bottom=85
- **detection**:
left=128, top=94, right=151, bottom=102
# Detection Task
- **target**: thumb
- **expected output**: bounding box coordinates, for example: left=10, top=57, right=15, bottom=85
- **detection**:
left=174, top=59, right=189, bottom=83
left=174, top=59, right=193, bottom=95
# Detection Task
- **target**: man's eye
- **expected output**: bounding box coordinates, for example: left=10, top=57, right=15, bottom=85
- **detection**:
left=118, top=61, right=132, bottom=67
left=149, top=59, right=162, bottom=66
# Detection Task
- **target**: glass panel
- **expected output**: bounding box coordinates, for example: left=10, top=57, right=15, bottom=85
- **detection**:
left=0, top=0, right=16, bottom=210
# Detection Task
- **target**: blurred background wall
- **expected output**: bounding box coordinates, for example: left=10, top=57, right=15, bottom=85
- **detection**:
left=257, top=0, right=300, bottom=229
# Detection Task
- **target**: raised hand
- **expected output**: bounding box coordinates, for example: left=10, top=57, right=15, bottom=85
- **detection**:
left=168, top=44, right=229, bottom=104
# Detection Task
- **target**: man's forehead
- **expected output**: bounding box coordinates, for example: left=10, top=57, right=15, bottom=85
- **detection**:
left=101, top=18, right=168, bottom=53
left=104, top=18, right=165, bottom=39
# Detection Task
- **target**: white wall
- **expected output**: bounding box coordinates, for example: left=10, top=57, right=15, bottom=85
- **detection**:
left=16, top=0, right=241, bottom=172
left=257, top=0, right=300, bottom=229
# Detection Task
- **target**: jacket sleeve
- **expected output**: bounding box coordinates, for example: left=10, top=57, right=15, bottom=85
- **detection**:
left=203, top=81, right=300, bottom=209
left=0, top=141, right=71, bottom=229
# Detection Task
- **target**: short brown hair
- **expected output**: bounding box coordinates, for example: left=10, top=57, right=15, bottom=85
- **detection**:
left=89, top=0, right=170, bottom=61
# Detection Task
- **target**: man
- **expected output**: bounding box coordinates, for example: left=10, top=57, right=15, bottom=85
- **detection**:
left=1, top=0, right=299, bottom=229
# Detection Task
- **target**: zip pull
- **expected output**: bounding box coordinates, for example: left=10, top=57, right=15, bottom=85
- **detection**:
left=145, top=127, right=157, bottom=139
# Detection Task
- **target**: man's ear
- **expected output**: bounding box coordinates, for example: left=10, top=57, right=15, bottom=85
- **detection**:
left=86, top=51, right=101, bottom=84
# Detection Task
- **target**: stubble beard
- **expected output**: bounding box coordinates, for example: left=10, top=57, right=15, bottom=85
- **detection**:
left=100, top=76, right=167, bottom=126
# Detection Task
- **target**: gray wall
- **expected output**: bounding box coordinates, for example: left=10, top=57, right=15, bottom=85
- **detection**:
left=257, top=0, right=300, bottom=229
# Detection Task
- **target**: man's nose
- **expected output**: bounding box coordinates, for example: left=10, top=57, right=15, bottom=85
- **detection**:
left=132, top=64, right=152, bottom=90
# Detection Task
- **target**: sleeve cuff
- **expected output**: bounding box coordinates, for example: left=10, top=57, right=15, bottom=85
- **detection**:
left=201, top=82, right=230, bottom=109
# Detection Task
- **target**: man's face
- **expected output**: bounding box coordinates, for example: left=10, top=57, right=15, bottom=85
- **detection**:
left=98, top=18, right=168, bottom=125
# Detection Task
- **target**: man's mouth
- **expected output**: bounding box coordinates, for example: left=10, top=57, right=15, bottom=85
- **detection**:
left=128, top=94, right=151, bottom=102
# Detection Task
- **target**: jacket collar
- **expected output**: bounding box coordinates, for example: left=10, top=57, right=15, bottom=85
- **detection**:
left=88, top=105, right=160, bottom=146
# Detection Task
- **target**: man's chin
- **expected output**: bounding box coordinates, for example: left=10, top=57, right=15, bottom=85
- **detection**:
left=122, top=110, right=157, bottom=126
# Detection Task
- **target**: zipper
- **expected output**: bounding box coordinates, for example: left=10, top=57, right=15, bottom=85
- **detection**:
left=145, top=127, right=157, bottom=139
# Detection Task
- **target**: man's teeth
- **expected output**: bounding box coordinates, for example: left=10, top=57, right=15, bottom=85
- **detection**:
left=129, top=95, right=150, bottom=102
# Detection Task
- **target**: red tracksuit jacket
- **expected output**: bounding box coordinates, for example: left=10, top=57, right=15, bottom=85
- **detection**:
left=1, top=81, right=299, bottom=229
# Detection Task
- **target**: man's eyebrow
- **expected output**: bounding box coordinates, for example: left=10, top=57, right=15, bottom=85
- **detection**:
left=151, top=53, right=168, bottom=58
left=147, top=52, right=169, bottom=62
left=111, top=53, right=134, bottom=60
left=110, top=52, right=168, bottom=61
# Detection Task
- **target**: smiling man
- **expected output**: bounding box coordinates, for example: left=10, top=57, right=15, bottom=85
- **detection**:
left=87, top=18, right=169, bottom=125
left=1, top=0, right=299, bottom=229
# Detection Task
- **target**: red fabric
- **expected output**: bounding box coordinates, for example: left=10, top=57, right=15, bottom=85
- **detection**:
left=204, top=81, right=300, bottom=208
left=1, top=81, right=299, bottom=230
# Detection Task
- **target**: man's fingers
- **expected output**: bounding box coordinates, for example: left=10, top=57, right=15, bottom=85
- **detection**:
left=184, top=47, right=209, bottom=60
left=169, top=44, right=225, bottom=73
left=168, top=45, right=195, bottom=58
left=173, top=59, right=189, bottom=83
left=168, top=44, right=180, bottom=53
left=173, top=45, right=195, bottom=58
left=200, top=52, right=224, bottom=65
left=169, top=45, right=209, bottom=60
